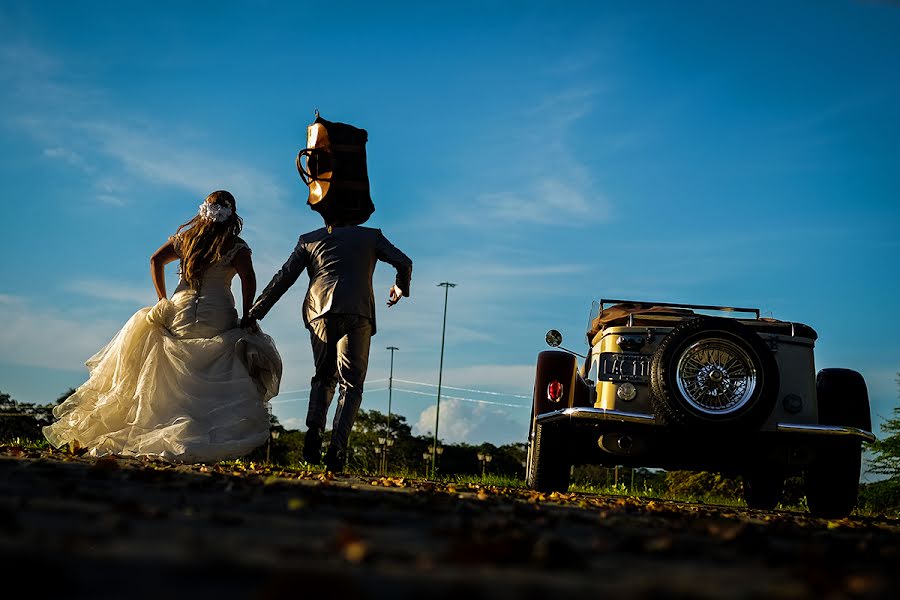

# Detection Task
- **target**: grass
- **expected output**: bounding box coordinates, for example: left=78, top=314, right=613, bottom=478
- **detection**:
left=2, top=437, right=51, bottom=450
left=5, top=438, right=897, bottom=518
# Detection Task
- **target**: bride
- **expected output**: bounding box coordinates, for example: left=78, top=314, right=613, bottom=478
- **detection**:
left=43, top=190, right=282, bottom=463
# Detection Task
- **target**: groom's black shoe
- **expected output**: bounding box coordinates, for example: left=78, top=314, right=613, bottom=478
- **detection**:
left=303, top=428, right=323, bottom=464
left=324, top=446, right=346, bottom=474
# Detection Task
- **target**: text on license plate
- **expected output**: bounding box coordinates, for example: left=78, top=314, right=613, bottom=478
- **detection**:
left=598, top=353, right=651, bottom=382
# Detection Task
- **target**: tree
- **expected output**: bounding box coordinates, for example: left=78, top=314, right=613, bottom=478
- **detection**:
left=0, top=390, right=55, bottom=442
left=855, top=373, right=900, bottom=515
left=867, top=373, right=900, bottom=479
left=55, top=388, right=76, bottom=405
left=664, top=470, right=742, bottom=501
left=345, top=409, right=418, bottom=474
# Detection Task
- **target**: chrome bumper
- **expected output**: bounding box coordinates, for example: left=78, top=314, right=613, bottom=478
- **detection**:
left=536, top=407, right=657, bottom=426
left=775, top=422, right=876, bottom=442
left=535, top=407, right=876, bottom=442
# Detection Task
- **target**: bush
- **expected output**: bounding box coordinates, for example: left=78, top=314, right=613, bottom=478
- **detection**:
left=858, top=478, right=900, bottom=516
left=664, top=470, right=742, bottom=502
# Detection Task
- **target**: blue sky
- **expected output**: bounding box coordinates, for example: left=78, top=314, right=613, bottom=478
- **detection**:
left=1, top=1, right=898, bottom=476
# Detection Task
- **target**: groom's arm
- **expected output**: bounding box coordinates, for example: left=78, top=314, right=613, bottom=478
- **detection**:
left=375, top=230, right=413, bottom=299
left=247, top=238, right=309, bottom=321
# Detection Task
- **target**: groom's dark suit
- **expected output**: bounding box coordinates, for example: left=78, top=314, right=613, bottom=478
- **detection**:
left=248, top=225, right=412, bottom=470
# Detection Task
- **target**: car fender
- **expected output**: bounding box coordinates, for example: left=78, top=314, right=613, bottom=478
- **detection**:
left=532, top=350, right=592, bottom=417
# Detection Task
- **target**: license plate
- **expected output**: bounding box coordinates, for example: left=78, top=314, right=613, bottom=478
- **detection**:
left=598, top=352, right=651, bottom=382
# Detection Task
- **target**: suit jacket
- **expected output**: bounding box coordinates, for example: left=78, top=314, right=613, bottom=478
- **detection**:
left=249, top=225, right=412, bottom=335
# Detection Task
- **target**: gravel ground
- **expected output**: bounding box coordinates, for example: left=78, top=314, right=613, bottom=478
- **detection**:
left=1, top=447, right=898, bottom=599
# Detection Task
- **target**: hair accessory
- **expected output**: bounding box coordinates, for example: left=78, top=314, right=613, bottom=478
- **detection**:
left=198, top=202, right=233, bottom=222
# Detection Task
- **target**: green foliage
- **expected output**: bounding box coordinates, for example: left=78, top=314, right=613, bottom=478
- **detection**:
left=858, top=478, right=900, bottom=516
left=448, top=473, right=526, bottom=488
left=664, top=470, right=742, bottom=502
left=0, top=390, right=56, bottom=442
left=56, top=388, right=76, bottom=405
left=572, top=465, right=666, bottom=495
left=867, top=373, right=900, bottom=479
left=856, top=373, right=900, bottom=515
left=780, top=476, right=806, bottom=507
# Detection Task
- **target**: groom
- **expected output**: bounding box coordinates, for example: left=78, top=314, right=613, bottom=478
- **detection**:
left=244, top=219, right=412, bottom=473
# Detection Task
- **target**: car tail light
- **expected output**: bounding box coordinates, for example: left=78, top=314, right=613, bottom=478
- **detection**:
left=547, top=380, right=564, bottom=402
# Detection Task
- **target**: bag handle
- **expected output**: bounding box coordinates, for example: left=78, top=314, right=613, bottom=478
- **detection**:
left=296, top=148, right=333, bottom=185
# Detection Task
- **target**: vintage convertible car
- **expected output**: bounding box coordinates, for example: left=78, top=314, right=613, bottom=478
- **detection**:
left=525, top=299, right=875, bottom=518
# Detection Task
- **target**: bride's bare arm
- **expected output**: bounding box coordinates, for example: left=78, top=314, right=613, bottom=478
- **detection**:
left=150, top=241, right=178, bottom=300
left=232, top=248, right=257, bottom=322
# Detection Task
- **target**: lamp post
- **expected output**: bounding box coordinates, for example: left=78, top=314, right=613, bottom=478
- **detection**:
left=423, top=444, right=443, bottom=479
left=267, top=429, right=280, bottom=465
left=375, top=436, right=394, bottom=475
left=432, top=282, right=456, bottom=478
left=477, top=452, right=493, bottom=477
left=385, top=345, right=398, bottom=453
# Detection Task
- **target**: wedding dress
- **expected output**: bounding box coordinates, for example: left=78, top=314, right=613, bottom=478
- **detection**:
left=43, top=237, right=282, bottom=463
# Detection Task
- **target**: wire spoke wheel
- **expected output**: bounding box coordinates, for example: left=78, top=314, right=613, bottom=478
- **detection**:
left=651, top=316, right=778, bottom=430
left=675, top=339, right=757, bottom=416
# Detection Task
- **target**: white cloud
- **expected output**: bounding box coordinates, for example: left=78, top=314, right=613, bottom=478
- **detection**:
left=428, top=85, right=615, bottom=229
left=473, top=175, right=607, bottom=226
left=3, top=39, right=298, bottom=248
left=415, top=398, right=528, bottom=446
left=42, top=146, right=89, bottom=169
left=0, top=295, right=122, bottom=372
left=65, top=279, right=156, bottom=306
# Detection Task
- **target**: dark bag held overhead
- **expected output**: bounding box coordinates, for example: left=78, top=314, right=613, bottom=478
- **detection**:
left=297, top=111, right=374, bottom=226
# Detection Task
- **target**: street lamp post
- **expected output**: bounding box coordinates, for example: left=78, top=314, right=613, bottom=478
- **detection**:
left=385, top=345, right=398, bottom=454
left=267, top=429, right=280, bottom=465
left=422, top=451, right=431, bottom=476
left=375, top=436, right=394, bottom=475
left=423, top=444, right=443, bottom=479
left=477, top=452, right=493, bottom=477
left=433, top=282, right=456, bottom=478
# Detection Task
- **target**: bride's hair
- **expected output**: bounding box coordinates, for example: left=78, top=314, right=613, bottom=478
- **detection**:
left=173, top=190, right=243, bottom=288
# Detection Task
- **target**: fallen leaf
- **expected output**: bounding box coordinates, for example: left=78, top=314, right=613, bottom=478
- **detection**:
left=343, top=540, right=368, bottom=563
left=644, top=535, right=673, bottom=552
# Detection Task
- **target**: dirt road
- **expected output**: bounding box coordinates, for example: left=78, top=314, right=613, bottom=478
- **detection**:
left=1, top=447, right=897, bottom=599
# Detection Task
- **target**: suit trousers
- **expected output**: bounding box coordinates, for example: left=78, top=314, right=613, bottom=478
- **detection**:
left=306, top=314, right=373, bottom=453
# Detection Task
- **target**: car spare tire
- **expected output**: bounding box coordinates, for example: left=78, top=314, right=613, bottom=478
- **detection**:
left=650, top=316, right=779, bottom=430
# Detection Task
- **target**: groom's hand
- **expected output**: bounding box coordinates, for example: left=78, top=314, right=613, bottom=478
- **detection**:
left=387, top=284, right=404, bottom=307
left=241, top=316, right=261, bottom=333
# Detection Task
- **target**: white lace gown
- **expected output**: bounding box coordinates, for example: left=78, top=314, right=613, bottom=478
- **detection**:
left=43, top=237, right=282, bottom=463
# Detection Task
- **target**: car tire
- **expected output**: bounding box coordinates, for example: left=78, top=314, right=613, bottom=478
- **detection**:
left=526, top=420, right=571, bottom=493
left=743, top=467, right=783, bottom=511
left=805, top=368, right=870, bottom=519
left=650, top=316, right=779, bottom=430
